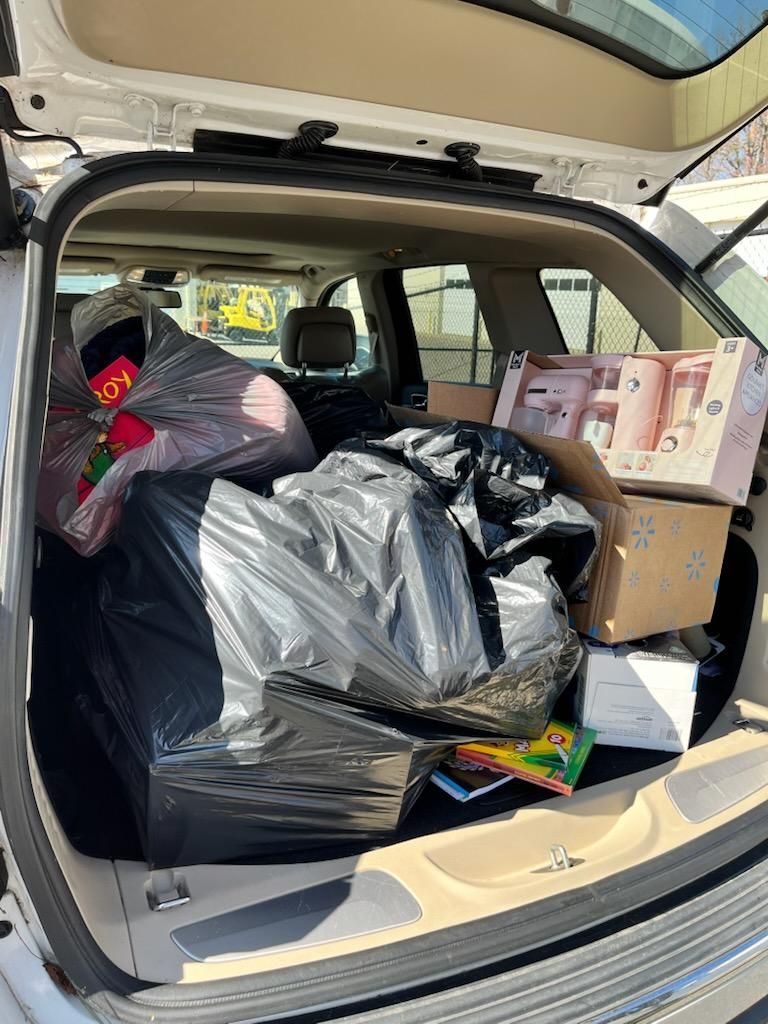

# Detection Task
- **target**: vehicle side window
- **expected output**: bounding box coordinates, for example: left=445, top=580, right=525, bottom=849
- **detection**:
left=402, top=265, right=493, bottom=384
left=328, top=277, right=370, bottom=369
left=540, top=269, right=659, bottom=354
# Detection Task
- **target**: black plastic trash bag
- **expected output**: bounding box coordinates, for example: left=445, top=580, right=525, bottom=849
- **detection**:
left=85, top=467, right=472, bottom=865
left=280, top=378, right=388, bottom=457
left=367, top=422, right=597, bottom=594
left=82, top=424, right=597, bottom=864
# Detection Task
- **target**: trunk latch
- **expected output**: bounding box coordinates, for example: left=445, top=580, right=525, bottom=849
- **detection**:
left=532, top=844, right=584, bottom=873
left=145, top=870, right=191, bottom=911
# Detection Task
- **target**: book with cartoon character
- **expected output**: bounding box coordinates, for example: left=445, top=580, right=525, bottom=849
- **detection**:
left=457, top=719, right=597, bottom=796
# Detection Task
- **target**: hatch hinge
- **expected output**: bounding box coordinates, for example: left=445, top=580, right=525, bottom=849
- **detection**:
left=124, top=95, right=205, bottom=151
left=552, top=157, right=601, bottom=198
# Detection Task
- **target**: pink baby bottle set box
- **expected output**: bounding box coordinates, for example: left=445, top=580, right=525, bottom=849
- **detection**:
left=493, top=339, right=767, bottom=503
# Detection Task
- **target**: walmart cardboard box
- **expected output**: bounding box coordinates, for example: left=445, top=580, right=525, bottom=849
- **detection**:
left=492, top=341, right=767, bottom=505
left=575, top=635, right=699, bottom=752
left=428, top=381, right=499, bottom=422
left=513, top=430, right=730, bottom=644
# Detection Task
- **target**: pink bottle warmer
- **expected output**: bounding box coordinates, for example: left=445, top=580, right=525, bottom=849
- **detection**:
left=515, top=373, right=589, bottom=439
left=611, top=356, right=666, bottom=451
left=579, top=355, right=623, bottom=447
left=657, top=353, right=713, bottom=454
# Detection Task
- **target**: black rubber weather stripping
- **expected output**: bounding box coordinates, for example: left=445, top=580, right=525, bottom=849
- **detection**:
left=193, top=129, right=541, bottom=191
left=3, top=150, right=766, bottom=1018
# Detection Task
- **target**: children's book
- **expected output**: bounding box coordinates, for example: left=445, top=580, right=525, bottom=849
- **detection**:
left=431, top=755, right=514, bottom=802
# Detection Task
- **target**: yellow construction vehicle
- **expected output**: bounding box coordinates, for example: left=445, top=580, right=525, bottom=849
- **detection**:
left=218, top=286, right=279, bottom=341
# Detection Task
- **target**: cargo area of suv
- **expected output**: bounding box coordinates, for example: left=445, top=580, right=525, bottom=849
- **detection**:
left=7, top=172, right=765, bottom=992
left=5, top=1, right=768, bottom=1021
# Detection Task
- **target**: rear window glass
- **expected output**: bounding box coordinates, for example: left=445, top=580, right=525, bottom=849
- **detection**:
left=541, top=269, right=658, bottom=354
left=473, top=0, right=767, bottom=73
left=57, top=273, right=120, bottom=293
left=185, top=281, right=300, bottom=368
left=56, top=273, right=301, bottom=370
left=403, top=265, right=494, bottom=384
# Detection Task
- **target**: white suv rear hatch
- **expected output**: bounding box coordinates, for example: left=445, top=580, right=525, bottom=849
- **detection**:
left=4, top=0, right=768, bottom=202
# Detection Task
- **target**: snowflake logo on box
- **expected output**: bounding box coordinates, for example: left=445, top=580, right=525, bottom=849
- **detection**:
left=632, top=514, right=655, bottom=550
left=628, top=570, right=640, bottom=588
left=659, top=576, right=671, bottom=593
left=671, top=518, right=682, bottom=536
left=687, top=550, right=706, bottom=581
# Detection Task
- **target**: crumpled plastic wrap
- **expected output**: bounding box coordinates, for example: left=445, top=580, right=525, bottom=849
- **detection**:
left=38, top=285, right=317, bottom=555
left=82, top=423, right=598, bottom=866
left=366, top=422, right=598, bottom=592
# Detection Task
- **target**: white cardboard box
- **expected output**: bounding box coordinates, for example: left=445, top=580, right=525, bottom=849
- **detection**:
left=575, top=635, right=699, bottom=753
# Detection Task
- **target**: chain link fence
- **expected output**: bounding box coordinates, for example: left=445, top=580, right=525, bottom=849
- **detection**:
left=403, top=268, right=495, bottom=384
left=540, top=269, right=658, bottom=355
left=399, top=266, right=659, bottom=388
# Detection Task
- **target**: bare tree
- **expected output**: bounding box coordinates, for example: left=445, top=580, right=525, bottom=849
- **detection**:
left=686, top=114, right=768, bottom=182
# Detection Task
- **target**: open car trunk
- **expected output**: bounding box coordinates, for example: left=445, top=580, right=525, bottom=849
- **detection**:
left=5, top=163, right=764, bottom=1004
left=27, top=510, right=755, bottom=983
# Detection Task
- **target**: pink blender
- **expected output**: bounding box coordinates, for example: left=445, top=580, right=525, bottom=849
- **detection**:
left=611, top=356, right=666, bottom=451
left=579, top=355, right=623, bottom=447
left=657, top=353, right=713, bottom=454
left=513, top=373, right=590, bottom=438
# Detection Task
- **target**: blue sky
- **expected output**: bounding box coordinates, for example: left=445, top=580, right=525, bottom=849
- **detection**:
left=650, top=0, right=764, bottom=54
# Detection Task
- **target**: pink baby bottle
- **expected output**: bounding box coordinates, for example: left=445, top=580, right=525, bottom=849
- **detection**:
left=657, top=354, right=713, bottom=454
left=579, top=355, right=622, bottom=447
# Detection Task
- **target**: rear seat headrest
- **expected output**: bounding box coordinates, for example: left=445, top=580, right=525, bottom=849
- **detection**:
left=281, top=307, right=356, bottom=369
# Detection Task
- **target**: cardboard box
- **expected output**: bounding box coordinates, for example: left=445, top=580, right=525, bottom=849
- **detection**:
left=514, top=430, right=731, bottom=644
left=575, top=635, right=699, bottom=752
left=492, top=341, right=768, bottom=504
left=427, top=381, right=499, bottom=422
